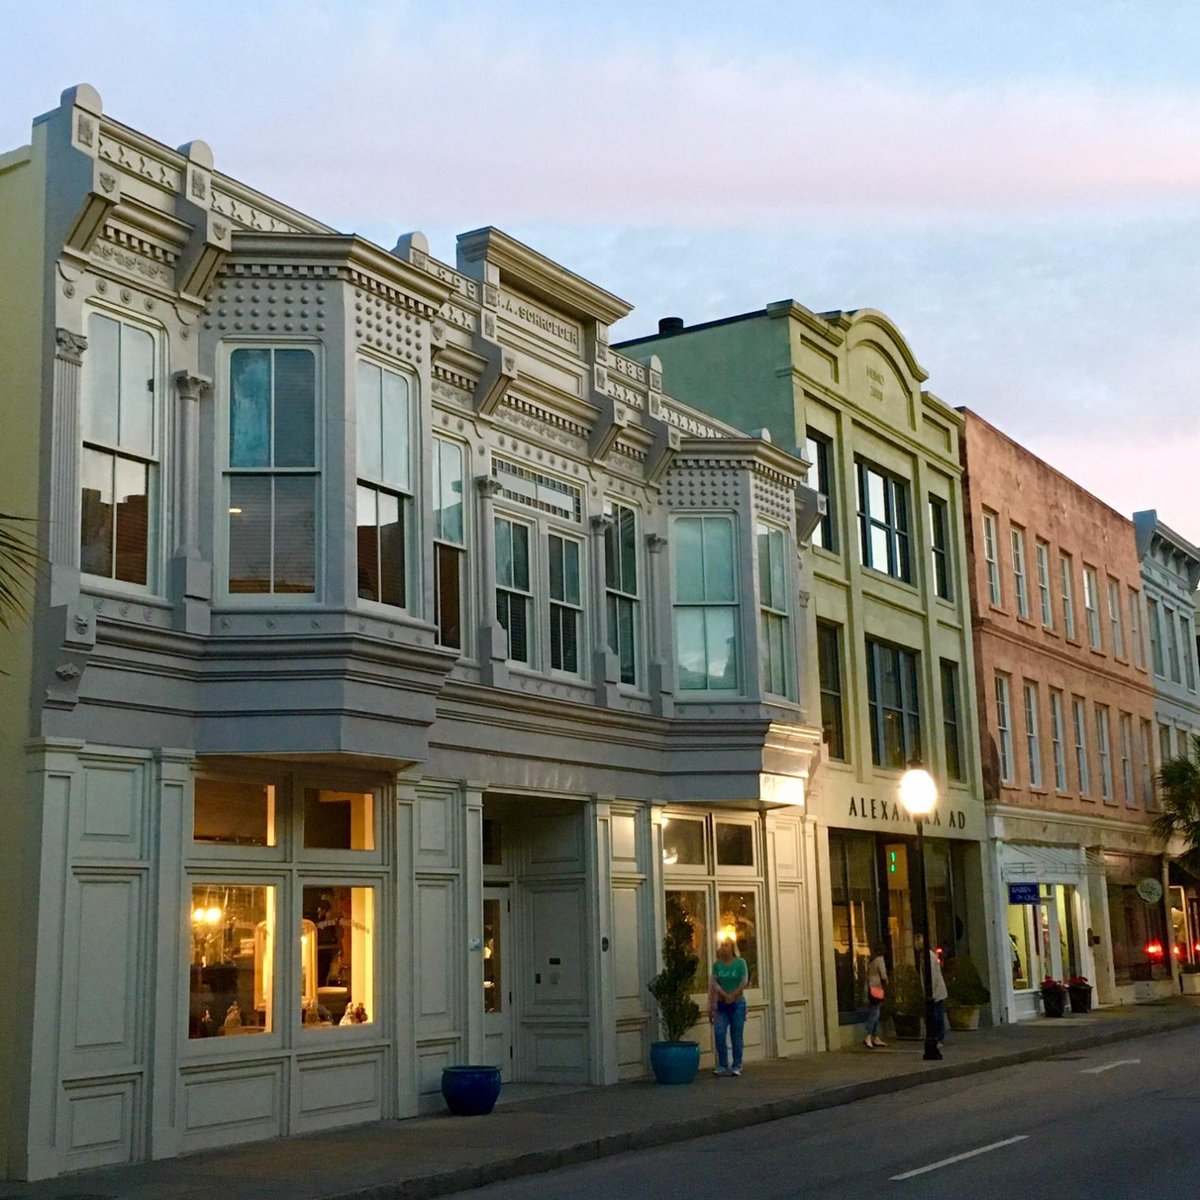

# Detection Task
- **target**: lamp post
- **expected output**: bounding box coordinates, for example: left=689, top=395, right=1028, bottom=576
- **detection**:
left=899, top=761, right=941, bottom=1062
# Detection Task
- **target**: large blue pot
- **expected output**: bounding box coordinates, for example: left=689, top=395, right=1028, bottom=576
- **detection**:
left=649, top=1040, right=700, bottom=1084
left=441, top=1065, right=502, bottom=1115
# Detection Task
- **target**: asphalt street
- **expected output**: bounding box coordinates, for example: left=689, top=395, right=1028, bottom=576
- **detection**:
left=444, top=1026, right=1200, bottom=1199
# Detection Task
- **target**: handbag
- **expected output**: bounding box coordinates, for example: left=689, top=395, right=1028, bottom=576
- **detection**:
left=869, top=984, right=885, bottom=1002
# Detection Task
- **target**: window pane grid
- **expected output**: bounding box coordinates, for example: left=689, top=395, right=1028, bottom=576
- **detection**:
left=1036, top=541, right=1053, bottom=627
left=941, top=660, right=963, bottom=781
left=1011, top=528, right=1029, bottom=619
left=1050, top=691, right=1067, bottom=791
left=867, top=639, right=921, bottom=769
left=605, top=503, right=640, bottom=686
left=858, top=463, right=910, bottom=582
left=930, top=496, right=952, bottom=600
left=983, top=513, right=1001, bottom=605
left=996, top=675, right=1014, bottom=784
left=1022, top=682, right=1042, bottom=788
left=818, top=622, right=846, bottom=760
left=1073, top=698, right=1090, bottom=795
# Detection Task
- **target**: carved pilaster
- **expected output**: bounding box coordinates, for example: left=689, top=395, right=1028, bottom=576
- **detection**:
left=475, top=475, right=508, bottom=687
left=172, top=370, right=212, bottom=552
left=49, top=328, right=87, bottom=572
left=171, top=370, right=213, bottom=632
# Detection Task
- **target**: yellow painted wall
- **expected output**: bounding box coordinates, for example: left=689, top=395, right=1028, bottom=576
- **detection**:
left=0, top=125, right=47, bottom=1178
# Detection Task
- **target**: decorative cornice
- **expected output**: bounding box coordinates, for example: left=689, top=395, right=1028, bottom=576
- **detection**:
left=457, top=226, right=632, bottom=326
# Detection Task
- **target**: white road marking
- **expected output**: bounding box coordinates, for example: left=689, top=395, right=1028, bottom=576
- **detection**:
left=1081, top=1058, right=1141, bottom=1075
left=890, top=1135, right=1029, bottom=1181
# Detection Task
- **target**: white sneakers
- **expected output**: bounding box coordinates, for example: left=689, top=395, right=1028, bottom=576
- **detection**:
left=713, top=1066, right=742, bottom=1077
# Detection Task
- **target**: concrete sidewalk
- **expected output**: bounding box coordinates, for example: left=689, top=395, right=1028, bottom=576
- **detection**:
left=6, top=997, right=1199, bottom=1200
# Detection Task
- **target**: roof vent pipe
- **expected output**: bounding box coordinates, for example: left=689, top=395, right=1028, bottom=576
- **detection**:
left=658, top=317, right=684, bottom=335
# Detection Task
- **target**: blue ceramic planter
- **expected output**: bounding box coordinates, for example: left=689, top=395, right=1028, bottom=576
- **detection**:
left=441, top=1065, right=502, bottom=1115
left=649, top=1040, right=700, bottom=1084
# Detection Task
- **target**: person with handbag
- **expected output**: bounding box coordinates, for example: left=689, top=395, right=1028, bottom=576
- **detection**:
left=863, top=944, right=888, bottom=1048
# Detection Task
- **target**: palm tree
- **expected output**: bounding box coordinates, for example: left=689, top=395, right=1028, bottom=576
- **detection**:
left=0, top=512, right=38, bottom=630
left=1152, top=737, right=1200, bottom=879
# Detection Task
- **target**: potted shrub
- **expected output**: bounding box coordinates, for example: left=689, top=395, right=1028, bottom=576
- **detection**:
left=885, top=963, right=924, bottom=1039
left=1066, top=974, right=1093, bottom=1013
left=1181, top=962, right=1200, bottom=995
left=944, top=955, right=990, bottom=1030
left=647, top=902, right=702, bottom=1084
left=1040, top=976, right=1067, bottom=1018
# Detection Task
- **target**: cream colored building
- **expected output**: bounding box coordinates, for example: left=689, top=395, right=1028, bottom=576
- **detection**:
left=621, top=304, right=993, bottom=1047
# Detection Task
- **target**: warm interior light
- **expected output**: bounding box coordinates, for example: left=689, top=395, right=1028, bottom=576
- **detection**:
left=228, top=507, right=242, bottom=514
left=898, top=766, right=938, bottom=817
left=718, top=924, right=737, bottom=944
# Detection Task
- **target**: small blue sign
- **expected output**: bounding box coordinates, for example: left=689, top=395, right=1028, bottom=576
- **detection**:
left=1008, top=882, right=1040, bottom=905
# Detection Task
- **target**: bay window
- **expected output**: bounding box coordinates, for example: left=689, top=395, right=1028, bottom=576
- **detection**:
left=674, top=515, right=739, bottom=692
left=227, top=347, right=317, bottom=595
left=356, top=360, right=412, bottom=608
left=80, top=311, right=158, bottom=586
left=604, top=500, right=640, bottom=686
left=757, top=521, right=791, bottom=697
left=433, top=437, right=466, bottom=650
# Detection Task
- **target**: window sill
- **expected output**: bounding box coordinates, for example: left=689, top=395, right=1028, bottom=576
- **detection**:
left=83, top=578, right=170, bottom=607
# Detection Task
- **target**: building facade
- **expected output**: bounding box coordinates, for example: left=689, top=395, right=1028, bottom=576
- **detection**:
left=1133, top=510, right=1200, bottom=965
left=0, top=88, right=827, bottom=1181
left=618, top=304, right=993, bottom=1048
left=960, top=411, right=1164, bottom=1022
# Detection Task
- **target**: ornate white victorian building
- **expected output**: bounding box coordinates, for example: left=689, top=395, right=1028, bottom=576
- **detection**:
left=0, top=87, right=824, bottom=1180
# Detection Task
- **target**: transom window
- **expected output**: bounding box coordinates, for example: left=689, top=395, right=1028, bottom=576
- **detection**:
left=856, top=462, right=911, bottom=582
left=226, top=346, right=317, bottom=596
left=604, top=500, right=640, bottom=686
left=356, top=360, right=412, bottom=608
left=80, top=311, right=159, bottom=587
left=674, top=515, right=739, bottom=692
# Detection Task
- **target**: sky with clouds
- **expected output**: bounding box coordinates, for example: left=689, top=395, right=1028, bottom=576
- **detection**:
left=3, top=0, right=1199, bottom=535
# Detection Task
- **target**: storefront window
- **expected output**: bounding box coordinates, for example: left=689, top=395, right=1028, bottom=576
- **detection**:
left=662, top=817, right=705, bottom=867
left=1105, top=853, right=1168, bottom=981
left=831, top=833, right=885, bottom=1015
left=717, top=890, right=759, bottom=987
left=665, top=889, right=709, bottom=993
left=301, top=885, right=374, bottom=1027
left=1006, top=903, right=1032, bottom=990
left=189, top=884, right=273, bottom=1038
left=194, top=778, right=276, bottom=846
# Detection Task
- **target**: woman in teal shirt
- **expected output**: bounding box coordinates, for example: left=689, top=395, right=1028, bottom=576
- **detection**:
left=708, top=938, right=748, bottom=1076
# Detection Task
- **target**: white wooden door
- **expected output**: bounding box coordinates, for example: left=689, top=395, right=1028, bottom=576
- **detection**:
left=483, top=887, right=514, bottom=1078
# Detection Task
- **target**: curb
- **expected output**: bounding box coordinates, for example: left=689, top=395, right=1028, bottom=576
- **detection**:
left=325, top=1013, right=1200, bottom=1200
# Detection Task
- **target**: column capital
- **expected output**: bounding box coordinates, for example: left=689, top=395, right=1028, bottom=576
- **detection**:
left=173, top=370, right=213, bottom=402
left=476, top=476, right=504, bottom=500
left=55, top=327, right=88, bottom=364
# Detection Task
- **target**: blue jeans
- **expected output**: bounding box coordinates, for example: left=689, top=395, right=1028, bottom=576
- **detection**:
left=932, top=1000, right=946, bottom=1043
left=714, top=999, right=746, bottom=1070
left=864, top=997, right=883, bottom=1037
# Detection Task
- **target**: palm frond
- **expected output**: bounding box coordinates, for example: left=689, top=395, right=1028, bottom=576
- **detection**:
left=0, top=512, right=41, bottom=630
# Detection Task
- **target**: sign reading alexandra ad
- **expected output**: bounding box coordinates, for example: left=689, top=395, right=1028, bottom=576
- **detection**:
left=1008, top=882, right=1040, bottom=905
left=844, top=794, right=971, bottom=833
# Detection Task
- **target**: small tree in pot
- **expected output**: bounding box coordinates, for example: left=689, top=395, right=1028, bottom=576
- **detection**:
left=647, top=899, right=702, bottom=1083
left=884, top=963, right=924, bottom=1039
